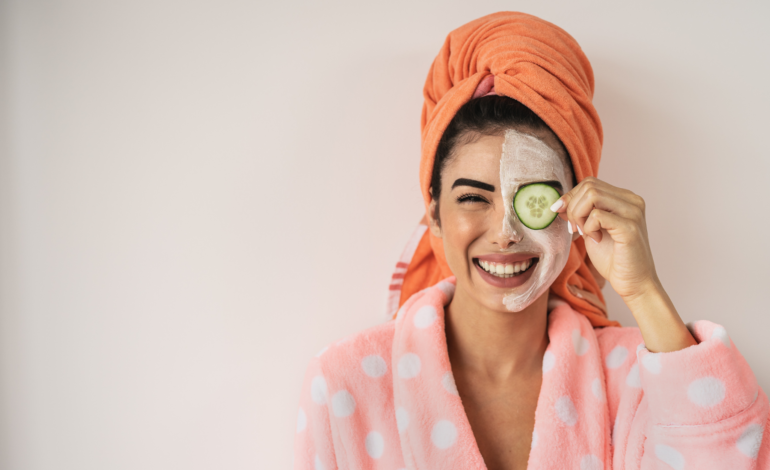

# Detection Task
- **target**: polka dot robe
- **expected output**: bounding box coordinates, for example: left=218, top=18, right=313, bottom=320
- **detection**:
left=294, top=278, right=769, bottom=469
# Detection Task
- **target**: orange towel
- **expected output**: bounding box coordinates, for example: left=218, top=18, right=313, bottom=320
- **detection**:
left=399, top=11, right=620, bottom=327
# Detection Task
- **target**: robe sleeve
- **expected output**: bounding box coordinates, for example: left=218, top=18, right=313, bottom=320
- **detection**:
left=293, top=356, right=338, bottom=470
left=635, top=320, right=769, bottom=469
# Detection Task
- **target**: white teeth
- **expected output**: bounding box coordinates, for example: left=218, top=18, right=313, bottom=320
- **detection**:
left=478, top=259, right=536, bottom=278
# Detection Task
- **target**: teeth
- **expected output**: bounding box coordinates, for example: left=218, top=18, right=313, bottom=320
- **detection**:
left=478, top=259, right=535, bottom=278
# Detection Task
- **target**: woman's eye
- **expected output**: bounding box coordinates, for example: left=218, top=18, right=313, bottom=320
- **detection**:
left=456, top=193, right=488, bottom=204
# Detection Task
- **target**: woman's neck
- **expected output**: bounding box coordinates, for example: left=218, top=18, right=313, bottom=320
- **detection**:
left=445, top=284, right=549, bottom=384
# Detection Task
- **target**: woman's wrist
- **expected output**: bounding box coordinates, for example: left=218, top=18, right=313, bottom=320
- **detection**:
left=622, top=279, right=698, bottom=353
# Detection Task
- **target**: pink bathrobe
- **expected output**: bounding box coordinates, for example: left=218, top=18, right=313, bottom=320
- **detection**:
left=294, top=278, right=769, bottom=469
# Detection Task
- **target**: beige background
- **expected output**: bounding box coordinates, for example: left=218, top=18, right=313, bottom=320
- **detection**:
left=1, top=1, right=768, bottom=468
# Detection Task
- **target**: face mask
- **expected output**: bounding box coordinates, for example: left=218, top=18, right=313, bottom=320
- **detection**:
left=498, top=129, right=573, bottom=312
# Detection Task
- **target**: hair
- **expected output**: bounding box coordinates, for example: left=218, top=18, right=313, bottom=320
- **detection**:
left=430, top=95, right=574, bottom=221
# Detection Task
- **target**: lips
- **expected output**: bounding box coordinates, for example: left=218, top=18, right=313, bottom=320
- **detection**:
left=473, top=254, right=539, bottom=288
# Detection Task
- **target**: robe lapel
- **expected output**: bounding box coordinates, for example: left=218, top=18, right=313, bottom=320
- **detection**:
left=392, top=278, right=610, bottom=470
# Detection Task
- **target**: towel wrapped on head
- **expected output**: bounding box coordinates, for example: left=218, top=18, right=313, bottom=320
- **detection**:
left=397, top=11, right=620, bottom=328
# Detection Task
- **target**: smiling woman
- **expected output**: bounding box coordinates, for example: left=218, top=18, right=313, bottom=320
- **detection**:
left=428, top=98, right=575, bottom=314
left=293, top=11, right=769, bottom=470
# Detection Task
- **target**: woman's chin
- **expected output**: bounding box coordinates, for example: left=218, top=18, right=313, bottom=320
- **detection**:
left=477, top=264, right=549, bottom=313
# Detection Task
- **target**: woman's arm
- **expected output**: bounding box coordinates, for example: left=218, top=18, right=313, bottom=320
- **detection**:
left=556, top=178, right=769, bottom=467
left=552, top=176, right=697, bottom=352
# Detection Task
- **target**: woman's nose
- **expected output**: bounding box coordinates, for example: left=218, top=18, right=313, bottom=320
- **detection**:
left=492, top=206, right=524, bottom=248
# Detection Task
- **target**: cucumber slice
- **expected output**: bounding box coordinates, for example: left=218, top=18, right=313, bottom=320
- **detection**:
left=513, top=183, right=561, bottom=230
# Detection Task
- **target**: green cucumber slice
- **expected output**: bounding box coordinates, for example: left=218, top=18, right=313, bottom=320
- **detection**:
left=513, top=183, right=561, bottom=230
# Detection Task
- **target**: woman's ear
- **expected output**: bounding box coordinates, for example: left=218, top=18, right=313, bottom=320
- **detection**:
left=428, top=193, right=442, bottom=239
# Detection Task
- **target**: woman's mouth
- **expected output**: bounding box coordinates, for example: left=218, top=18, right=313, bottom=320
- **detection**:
left=477, top=258, right=535, bottom=278
left=472, top=256, right=539, bottom=288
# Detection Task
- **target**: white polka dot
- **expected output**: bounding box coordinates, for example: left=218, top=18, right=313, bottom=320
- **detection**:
left=396, top=407, right=409, bottom=432
left=311, top=376, right=328, bottom=404
left=580, top=454, right=603, bottom=470
left=687, top=376, right=726, bottom=407
left=542, top=350, right=556, bottom=373
left=572, top=329, right=589, bottom=356
left=315, top=346, right=329, bottom=357
left=398, top=353, right=421, bottom=379
left=712, top=326, right=731, bottom=348
left=361, top=355, right=387, bottom=378
left=297, top=408, right=307, bottom=432
left=365, top=431, right=385, bottom=459
left=636, top=342, right=646, bottom=354
left=331, top=390, right=356, bottom=417
left=441, top=371, right=459, bottom=395
left=531, top=429, right=538, bottom=448
left=413, top=305, right=438, bottom=329
left=592, top=377, right=605, bottom=401
left=605, top=346, right=629, bottom=369
left=625, top=364, right=641, bottom=388
left=555, top=395, right=578, bottom=426
left=736, top=423, right=764, bottom=458
left=654, top=444, right=684, bottom=470
left=314, top=454, right=325, bottom=470
left=436, top=280, right=456, bottom=298
left=431, top=420, right=458, bottom=449
left=641, top=352, right=662, bottom=374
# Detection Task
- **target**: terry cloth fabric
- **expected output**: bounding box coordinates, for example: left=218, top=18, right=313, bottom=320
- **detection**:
left=390, top=11, right=619, bottom=327
left=295, top=279, right=770, bottom=469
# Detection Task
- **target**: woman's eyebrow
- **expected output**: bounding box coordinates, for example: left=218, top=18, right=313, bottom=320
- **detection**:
left=452, top=178, right=495, bottom=192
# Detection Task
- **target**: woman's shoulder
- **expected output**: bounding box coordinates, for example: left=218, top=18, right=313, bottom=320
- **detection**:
left=309, top=320, right=397, bottom=391
left=592, top=323, right=645, bottom=384
left=594, top=323, right=644, bottom=356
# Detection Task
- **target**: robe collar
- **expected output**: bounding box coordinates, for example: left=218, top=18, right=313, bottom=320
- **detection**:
left=392, top=278, right=610, bottom=469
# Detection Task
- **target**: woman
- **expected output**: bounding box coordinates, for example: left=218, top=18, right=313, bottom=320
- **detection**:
left=294, top=12, right=768, bottom=470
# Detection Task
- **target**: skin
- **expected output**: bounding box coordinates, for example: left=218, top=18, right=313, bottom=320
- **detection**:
left=427, top=127, right=697, bottom=470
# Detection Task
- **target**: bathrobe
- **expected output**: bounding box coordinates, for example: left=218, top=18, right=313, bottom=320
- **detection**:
left=294, top=278, right=769, bottom=469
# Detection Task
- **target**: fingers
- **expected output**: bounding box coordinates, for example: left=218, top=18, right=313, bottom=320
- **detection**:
left=583, top=208, right=642, bottom=244
left=570, top=187, right=643, bottom=226
left=549, top=177, right=645, bottom=243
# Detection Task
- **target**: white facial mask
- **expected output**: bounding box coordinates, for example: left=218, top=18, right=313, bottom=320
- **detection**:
left=498, top=129, right=573, bottom=312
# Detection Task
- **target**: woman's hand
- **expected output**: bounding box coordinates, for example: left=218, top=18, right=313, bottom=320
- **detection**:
left=552, top=176, right=655, bottom=302
left=550, top=177, right=697, bottom=353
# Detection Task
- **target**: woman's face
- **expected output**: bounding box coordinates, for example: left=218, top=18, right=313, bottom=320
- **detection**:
left=429, top=127, right=575, bottom=313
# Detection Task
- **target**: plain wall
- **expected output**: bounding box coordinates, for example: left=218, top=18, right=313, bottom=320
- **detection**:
left=1, top=1, right=768, bottom=468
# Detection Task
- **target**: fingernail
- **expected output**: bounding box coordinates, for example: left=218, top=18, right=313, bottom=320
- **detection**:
left=550, top=199, right=564, bottom=212
left=577, top=224, right=584, bottom=236
left=592, top=237, right=599, bottom=244
left=567, top=221, right=573, bottom=234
